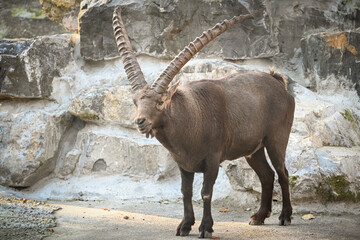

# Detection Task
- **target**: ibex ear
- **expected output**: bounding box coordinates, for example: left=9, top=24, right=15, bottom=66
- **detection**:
left=159, top=81, right=180, bottom=110
left=167, top=80, right=180, bottom=99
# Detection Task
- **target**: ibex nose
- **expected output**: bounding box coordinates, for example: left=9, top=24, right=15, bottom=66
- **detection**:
left=135, top=118, right=146, bottom=126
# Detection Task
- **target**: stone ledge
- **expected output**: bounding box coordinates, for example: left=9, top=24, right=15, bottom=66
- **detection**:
left=0, top=34, right=73, bottom=99
left=56, top=124, right=178, bottom=180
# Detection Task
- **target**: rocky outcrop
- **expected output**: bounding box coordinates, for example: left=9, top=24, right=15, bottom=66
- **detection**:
left=54, top=125, right=178, bottom=180
left=39, top=0, right=81, bottom=32
left=79, top=0, right=275, bottom=61
left=0, top=0, right=66, bottom=39
left=302, top=31, right=360, bottom=95
left=79, top=0, right=359, bottom=61
left=268, top=0, right=359, bottom=58
left=68, top=85, right=136, bottom=128
left=0, top=34, right=73, bottom=99
left=0, top=109, right=73, bottom=187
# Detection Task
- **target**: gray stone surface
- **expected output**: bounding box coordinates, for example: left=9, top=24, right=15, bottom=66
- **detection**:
left=0, top=0, right=66, bottom=39
left=0, top=110, right=73, bottom=187
left=68, top=85, right=136, bottom=128
left=55, top=125, right=178, bottom=180
left=78, top=0, right=360, bottom=61
left=302, top=31, right=360, bottom=95
left=268, top=0, right=359, bottom=58
left=79, top=0, right=275, bottom=61
left=39, top=0, right=81, bottom=32
left=0, top=34, right=73, bottom=99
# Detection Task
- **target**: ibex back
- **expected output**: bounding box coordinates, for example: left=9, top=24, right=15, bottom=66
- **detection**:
left=113, top=7, right=295, bottom=238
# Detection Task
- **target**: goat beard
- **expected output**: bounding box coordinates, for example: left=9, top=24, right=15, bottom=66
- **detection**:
left=145, top=129, right=154, bottom=139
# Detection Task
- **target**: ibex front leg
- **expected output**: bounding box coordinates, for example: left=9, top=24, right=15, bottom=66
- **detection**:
left=176, top=167, right=195, bottom=236
left=199, top=158, right=219, bottom=238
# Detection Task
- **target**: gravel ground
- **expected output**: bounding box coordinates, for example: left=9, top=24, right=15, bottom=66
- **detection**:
left=0, top=196, right=60, bottom=240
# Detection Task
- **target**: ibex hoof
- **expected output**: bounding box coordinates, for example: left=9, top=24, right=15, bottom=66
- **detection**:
left=198, top=230, right=212, bottom=238
left=176, top=229, right=191, bottom=236
left=279, top=219, right=291, bottom=226
left=199, top=230, right=212, bottom=238
left=249, top=219, right=264, bottom=225
left=279, top=210, right=292, bottom=226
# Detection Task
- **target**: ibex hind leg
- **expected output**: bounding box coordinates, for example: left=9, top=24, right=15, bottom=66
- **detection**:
left=265, top=134, right=292, bottom=226
left=245, top=147, right=275, bottom=225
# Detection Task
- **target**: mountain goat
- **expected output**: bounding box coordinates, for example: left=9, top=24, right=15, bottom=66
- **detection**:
left=112, top=7, right=295, bottom=238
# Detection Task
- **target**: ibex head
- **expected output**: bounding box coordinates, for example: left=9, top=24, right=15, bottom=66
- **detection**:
left=112, top=7, right=253, bottom=138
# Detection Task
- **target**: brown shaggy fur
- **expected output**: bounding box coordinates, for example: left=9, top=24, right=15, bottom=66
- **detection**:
left=269, top=66, right=287, bottom=90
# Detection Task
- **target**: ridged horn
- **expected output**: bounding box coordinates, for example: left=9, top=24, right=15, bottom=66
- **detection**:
left=151, top=14, right=254, bottom=94
left=113, top=7, right=147, bottom=92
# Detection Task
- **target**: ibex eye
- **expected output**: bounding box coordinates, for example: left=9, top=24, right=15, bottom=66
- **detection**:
left=158, top=100, right=164, bottom=106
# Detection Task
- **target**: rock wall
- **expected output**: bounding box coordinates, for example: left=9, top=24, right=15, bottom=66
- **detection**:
left=0, top=0, right=66, bottom=38
left=0, top=0, right=359, bottom=204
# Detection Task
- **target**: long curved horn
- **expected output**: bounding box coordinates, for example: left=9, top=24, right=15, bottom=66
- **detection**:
left=113, top=7, right=147, bottom=92
left=151, top=14, right=254, bottom=94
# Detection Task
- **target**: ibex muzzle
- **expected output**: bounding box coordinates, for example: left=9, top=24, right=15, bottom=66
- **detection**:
left=113, top=6, right=294, bottom=238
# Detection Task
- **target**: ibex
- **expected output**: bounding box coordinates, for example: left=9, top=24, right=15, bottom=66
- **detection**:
left=113, top=7, right=295, bottom=238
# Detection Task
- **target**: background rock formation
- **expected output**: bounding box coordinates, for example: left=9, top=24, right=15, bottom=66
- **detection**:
left=39, top=0, right=81, bottom=32
left=0, top=0, right=66, bottom=38
left=0, top=0, right=359, bottom=205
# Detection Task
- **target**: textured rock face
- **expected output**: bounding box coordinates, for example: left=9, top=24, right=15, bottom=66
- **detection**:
left=0, top=110, right=73, bottom=187
left=0, top=0, right=66, bottom=39
left=55, top=125, right=177, bottom=180
left=269, top=0, right=359, bottom=58
left=39, top=0, right=81, bottom=32
left=0, top=34, right=73, bottom=99
left=68, top=85, right=136, bottom=128
left=79, top=0, right=359, bottom=61
left=285, top=84, right=360, bottom=201
left=302, top=31, right=360, bottom=95
left=79, top=0, right=275, bottom=61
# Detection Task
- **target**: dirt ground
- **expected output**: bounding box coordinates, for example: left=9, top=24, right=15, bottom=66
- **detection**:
left=46, top=199, right=360, bottom=240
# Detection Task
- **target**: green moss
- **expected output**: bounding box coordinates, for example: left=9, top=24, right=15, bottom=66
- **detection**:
left=340, top=109, right=357, bottom=124
left=289, top=175, right=299, bottom=189
left=79, top=111, right=99, bottom=121
left=0, top=23, right=7, bottom=39
left=11, top=8, right=46, bottom=19
left=316, top=175, right=358, bottom=203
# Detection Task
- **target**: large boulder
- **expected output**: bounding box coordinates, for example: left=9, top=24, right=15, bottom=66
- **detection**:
left=0, top=34, right=73, bottom=99
left=78, top=0, right=359, bottom=61
left=269, top=0, right=358, bottom=58
left=55, top=125, right=178, bottom=180
left=79, top=0, right=275, bottom=61
left=301, top=31, right=360, bottom=96
left=283, top=84, right=360, bottom=201
left=0, top=109, right=73, bottom=187
left=68, top=85, right=136, bottom=128
left=39, top=0, right=81, bottom=32
left=0, top=0, right=66, bottom=39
